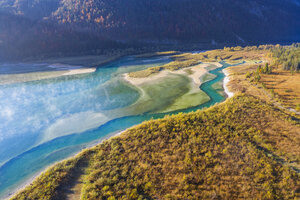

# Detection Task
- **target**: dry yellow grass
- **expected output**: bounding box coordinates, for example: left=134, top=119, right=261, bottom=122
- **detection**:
left=226, top=64, right=300, bottom=170
left=260, top=70, right=300, bottom=109
left=175, top=48, right=268, bottom=64
left=129, top=48, right=269, bottom=78
left=11, top=95, right=300, bottom=200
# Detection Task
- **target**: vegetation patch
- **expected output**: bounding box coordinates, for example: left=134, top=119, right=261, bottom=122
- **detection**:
left=10, top=149, right=96, bottom=200
left=11, top=95, right=300, bottom=200
left=119, top=74, right=192, bottom=115
left=157, top=89, right=210, bottom=113
left=271, top=43, right=300, bottom=72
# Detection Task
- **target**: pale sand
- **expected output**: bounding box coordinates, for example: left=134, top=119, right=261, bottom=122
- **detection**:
left=184, top=64, right=209, bottom=86
left=123, top=70, right=171, bottom=85
left=63, top=68, right=96, bottom=76
left=123, top=63, right=213, bottom=87
left=221, top=60, right=266, bottom=98
left=0, top=68, right=96, bottom=85
left=222, top=68, right=235, bottom=98
left=210, top=62, right=223, bottom=68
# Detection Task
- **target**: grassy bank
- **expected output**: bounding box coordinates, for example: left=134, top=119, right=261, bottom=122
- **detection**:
left=11, top=94, right=300, bottom=200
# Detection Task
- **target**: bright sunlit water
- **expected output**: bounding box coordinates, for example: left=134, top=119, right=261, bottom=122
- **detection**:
left=0, top=55, right=235, bottom=198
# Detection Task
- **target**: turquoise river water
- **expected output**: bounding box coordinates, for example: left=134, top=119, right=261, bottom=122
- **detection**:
left=0, top=54, right=236, bottom=198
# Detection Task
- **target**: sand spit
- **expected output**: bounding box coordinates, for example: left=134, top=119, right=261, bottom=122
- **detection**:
left=222, top=68, right=235, bottom=98
left=63, top=68, right=96, bottom=76
left=123, top=63, right=214, bottom=87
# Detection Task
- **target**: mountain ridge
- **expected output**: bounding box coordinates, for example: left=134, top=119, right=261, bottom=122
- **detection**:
left=1, top=0, right=300, bottom=60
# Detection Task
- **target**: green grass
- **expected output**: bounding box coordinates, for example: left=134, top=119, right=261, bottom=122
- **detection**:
left=122, top=74, right=191, bottom=114
left=158, top=89, right=210, bottom=113
left=122, top=73, right=210, bottom=114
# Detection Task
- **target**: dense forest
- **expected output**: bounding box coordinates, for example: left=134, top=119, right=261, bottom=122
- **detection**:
left=1, top=0, right=300, bottom=60
left=11, top=95, right=300, bottom=200
left=271, top=44, right=300, bottom=72
left=0, top=11, right=127, bottom=60
left=50, top=0, right=300, bottom=42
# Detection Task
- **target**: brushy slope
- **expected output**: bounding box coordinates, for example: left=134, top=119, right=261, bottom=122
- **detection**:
left=11, top=95, right=300, bottom=200
left=10, top=149, right=95, bottom=200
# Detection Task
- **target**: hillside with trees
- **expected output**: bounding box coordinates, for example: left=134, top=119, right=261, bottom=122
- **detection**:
left=271, top=43, right=300, bottom=72
left=1, top=0, right=300, bottom=60
left=50, top=0, right=300, bottom=42
left=0, top=11, right=124, bottom=60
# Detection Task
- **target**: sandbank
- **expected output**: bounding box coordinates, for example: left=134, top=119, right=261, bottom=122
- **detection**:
left=62, top=68, right=96, bottom=76
left=222, top=68, right=235, bottom=98
left=123, top=63, right=213, bottom=87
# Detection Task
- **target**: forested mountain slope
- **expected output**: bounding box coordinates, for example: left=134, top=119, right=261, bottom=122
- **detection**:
left=1, top=0, right=300, bottom=60
left=50, top=0, right=300, bottom=42
left=0, top=11, right=122, bottom=60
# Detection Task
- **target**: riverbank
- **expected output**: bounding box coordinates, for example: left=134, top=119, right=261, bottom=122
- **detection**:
left=0, top=67, right=97, bottom=85
left=5, top=127, right=127, bottom=200
left=123, top=63, right=221, bottom=87
left=222, top=69, right=235, bottom=98
left=0, top=53, right=124, bottom=85
left=122, top=61, right=238, bottom=115
left=62, top=68, right=96, bottom=76
left=7, top=45, right=300, bottom=200
left=7, top=63, right=232, bottom=200
left=2, top=47, right=272, bottom=199
left=10, top=94, right=300, bottom=200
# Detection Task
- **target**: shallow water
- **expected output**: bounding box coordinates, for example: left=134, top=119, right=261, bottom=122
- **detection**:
left=0, top=55, right=234, bottom=198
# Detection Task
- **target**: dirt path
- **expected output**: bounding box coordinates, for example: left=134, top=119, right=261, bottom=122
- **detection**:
left=58, top=157, right=90, bottom=200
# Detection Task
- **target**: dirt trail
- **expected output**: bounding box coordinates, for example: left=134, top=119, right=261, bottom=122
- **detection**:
left=59, top=157, right=90, bottom=200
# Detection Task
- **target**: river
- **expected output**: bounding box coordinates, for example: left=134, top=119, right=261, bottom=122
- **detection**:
left=0, top=54, right=235, bottom=198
